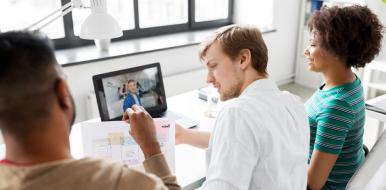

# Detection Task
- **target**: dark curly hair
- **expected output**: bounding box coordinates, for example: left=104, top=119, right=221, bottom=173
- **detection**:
left=0, top=31, right=59, bottom=134
left=308, top=5, right=384, bottom=68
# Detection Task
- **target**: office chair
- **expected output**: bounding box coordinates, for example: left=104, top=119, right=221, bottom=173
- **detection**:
left=346, top=130, right=386, bottom=190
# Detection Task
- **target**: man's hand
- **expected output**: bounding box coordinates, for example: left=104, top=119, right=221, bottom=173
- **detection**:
left=174, top=123, right=211, bottom=149
left=175, top=123, right=187, bottom=145
left=123, top=105, right=161, bottom=159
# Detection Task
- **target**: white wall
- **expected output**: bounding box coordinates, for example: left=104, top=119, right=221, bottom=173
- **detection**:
left=63, top=0, right=302, bottom=122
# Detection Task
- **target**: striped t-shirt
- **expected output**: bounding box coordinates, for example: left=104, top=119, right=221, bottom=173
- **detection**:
left=305, top=76, right=365, bottom=190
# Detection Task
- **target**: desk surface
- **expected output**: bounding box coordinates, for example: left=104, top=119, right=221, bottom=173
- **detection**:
left=0, top=90, right=215, bottom=190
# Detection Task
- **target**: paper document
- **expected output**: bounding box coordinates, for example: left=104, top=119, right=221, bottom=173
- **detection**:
left=80, top=118, right=175, bottom=172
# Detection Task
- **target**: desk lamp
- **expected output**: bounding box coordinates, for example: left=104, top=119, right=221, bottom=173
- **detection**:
left=26, top=0, right=122, bottom=51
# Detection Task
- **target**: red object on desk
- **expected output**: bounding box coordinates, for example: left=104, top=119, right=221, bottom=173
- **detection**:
left=0, top=159, right=32, bottom=166
left=0, top=159, right=14, bottom=165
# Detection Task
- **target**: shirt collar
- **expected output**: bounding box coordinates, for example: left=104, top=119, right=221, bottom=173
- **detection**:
left=240, top=78, right=280, bottom=97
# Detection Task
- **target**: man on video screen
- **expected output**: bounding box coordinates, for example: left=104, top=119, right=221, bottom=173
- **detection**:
left=122, top=79, right=141, bottom=111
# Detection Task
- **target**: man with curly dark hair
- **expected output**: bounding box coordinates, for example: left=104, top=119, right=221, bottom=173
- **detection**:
left=304, top=5, right=384, bottom=190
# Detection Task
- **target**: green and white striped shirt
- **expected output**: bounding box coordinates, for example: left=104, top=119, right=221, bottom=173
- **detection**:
left=305, top=76, right=365, bottom=190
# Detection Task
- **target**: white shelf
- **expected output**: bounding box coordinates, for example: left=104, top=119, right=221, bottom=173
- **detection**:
left=367, top=83, right=386, bottom=91
left=364, top=61, right=386, bottom=99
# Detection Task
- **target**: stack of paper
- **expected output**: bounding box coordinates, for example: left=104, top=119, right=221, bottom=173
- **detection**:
left=80, top=118, right=175, bottom=172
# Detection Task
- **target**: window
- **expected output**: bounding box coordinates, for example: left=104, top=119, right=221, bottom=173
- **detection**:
left=195, top=0, right=229, bottom=22
left=0, top=0, right=233, bottom=50
left=0, top=0, right=65, bottom=39
left=138, top=0, right=188, bottom=28
left=254, top=1, right=274, bottom=30
left=234, top=1, right=273, bottom=31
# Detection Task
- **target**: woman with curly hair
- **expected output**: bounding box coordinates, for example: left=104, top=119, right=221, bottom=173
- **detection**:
left=304, top=5, right=384, bottom=190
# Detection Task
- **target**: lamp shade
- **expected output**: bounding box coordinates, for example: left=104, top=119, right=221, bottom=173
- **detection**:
left=79, top=0, right=122, bottom=40
left=80, top=12, right=122, bottom=40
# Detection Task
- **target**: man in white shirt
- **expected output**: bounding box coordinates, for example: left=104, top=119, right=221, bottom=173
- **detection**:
left=173, top=25, right=310, bottom=189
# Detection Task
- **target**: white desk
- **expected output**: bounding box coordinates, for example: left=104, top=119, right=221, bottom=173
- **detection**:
left=0, top=90, right=216, bottom=190
left=366, top=94, right=386, bottom=139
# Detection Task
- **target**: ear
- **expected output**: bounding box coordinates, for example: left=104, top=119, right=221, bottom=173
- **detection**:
left=238, top=49, right=252, bottom=70
left=54, top=78, right=72, bottom=109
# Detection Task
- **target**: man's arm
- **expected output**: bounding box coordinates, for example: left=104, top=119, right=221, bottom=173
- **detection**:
left=124, top=105, right=181, bottom=190
left=307, top=150, right=338, bottom=190
left=117, top=154, right=180, bottom=190
left=122, top=96, right=131, bottom=111
left=143, top=154, right=181, bottom=190
left=202, top=106, right=258, bottom=190
left=175, top=124, right=210, bottom=149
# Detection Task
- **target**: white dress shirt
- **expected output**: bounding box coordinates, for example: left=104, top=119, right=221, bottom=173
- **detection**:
left=202, top=78, right=310, bottom=190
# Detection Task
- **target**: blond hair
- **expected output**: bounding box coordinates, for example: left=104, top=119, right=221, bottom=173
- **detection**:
left=199, top=25, right=268, bottom=76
